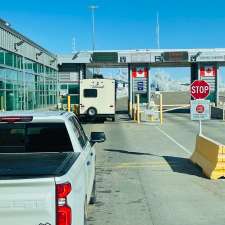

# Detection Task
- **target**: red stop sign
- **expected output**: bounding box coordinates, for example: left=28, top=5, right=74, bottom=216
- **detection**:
left=196, top=104, right=205, bottom=113
left=190, top=80, right=210, bottom=99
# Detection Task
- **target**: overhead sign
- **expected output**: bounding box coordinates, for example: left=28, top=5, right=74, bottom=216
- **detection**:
left=200, top=66, right=217, bottom=77
left=162, top=51, right=188, bottom=62
left=191, top=100, right=210, bottom=120
left=131, top=53, right=151, bottom=63
left=132, top=67, right=148, bottom=78
left=91, top=52, right=118, bottom=63
left=190, top=80, right=210, bottom=99
left=197, top=54, right=225, bottom=62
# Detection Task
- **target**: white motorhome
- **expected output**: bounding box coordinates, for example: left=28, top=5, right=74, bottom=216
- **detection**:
left=79, top=79, right=116, bottom=121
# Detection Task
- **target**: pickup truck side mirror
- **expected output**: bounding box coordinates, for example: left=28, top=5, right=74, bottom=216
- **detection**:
left=90, top=132, right=106, bottom=146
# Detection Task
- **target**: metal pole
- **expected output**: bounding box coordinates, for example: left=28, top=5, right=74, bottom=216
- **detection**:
left=156, top=12, right=160, bottom=49
left=160, top=93, right=163, bottom=125
left=91, top=8, right=95, bottom=52
left=137, top=94, right=140, bottom=124
left=199, top=120, right=202, bottom=135
left=223, top=103, right=225, bottom=121
left=89, top=5, right=98, bottom=77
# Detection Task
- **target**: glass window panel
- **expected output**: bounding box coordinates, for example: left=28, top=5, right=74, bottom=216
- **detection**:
left=0, top=51, right=4, bottom=64
left=5, top=52, right=13, bottom=67
left=68, top=84, right=79, bottom=94
left=60, top=84, right=67, bottom=89
left=33, top=63, right=38, bottom=73
left=83, top=89, right=97, bottom=98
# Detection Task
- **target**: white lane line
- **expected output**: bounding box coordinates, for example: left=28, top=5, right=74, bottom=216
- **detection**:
left=156, top=126, right=191, bottom=155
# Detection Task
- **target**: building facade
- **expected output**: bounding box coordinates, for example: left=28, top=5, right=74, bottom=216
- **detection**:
left=0, top=19, right=58, bottom=111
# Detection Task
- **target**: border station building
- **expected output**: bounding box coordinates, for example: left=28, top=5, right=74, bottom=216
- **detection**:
left=0, top=19, right=58, bottom=111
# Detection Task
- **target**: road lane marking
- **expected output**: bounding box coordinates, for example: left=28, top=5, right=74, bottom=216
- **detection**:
left=156, top=126, right=191, bottom=155
left=96, top=161, right=183, bottom=169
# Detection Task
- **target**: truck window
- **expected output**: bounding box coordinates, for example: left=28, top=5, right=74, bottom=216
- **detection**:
left=69, top=117, right=88, bottom=148
left=0, top=123, right=73, bottom=153
left=83, top=89, right=97, bottom=98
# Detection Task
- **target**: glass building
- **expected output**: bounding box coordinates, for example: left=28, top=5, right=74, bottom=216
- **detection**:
left=0, top=19, right=58, bottom=111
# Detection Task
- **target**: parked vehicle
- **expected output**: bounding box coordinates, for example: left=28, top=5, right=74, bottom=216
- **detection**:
left=79, top=79, right=116, bottom=121
left=0, top=111, right=106, bottom=225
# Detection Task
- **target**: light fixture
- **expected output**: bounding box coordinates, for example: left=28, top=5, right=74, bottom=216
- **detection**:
left=36, top=51, right=43, bottom=60
left=14, top=40, right=24, bottom=51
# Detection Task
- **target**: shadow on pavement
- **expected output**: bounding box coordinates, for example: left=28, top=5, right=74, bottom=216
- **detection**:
left=81, top=118, right=105, bottom=124
left=163, top=156, right=204, bottom=178
left=104, top=148, right=204, bottom=178
left=116, top=110, right=129, bottom=114
left=166, top=108, right=190, bottom=114
left=104, top=149, right=158, bottom=156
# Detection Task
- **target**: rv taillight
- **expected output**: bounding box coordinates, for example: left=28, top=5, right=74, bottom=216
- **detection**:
left=0, top=116, right=33, bottom=123
left=56, top=183, right=72, bottom=225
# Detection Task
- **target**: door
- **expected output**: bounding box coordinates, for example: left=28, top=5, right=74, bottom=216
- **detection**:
left=69, top=116, right=95, bottom=199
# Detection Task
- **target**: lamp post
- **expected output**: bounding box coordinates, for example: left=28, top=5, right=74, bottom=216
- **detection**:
left=89, top=5, right=98, bottom=52
left=89, top=5, right=98, bottom=76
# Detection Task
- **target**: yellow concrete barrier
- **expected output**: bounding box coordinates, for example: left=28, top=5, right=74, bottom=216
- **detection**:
left=191, top=135, right=225, bottom=180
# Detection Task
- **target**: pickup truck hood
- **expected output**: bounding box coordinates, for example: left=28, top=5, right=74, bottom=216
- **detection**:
left=0, top=152, right=80, bottom=179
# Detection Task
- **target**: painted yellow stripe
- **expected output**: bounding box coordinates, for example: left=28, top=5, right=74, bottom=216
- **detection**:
left=97, top=160, right=181, bottom=169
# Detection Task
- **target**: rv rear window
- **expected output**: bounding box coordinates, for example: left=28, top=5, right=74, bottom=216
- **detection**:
left=84, top=89, right=97, bottom=98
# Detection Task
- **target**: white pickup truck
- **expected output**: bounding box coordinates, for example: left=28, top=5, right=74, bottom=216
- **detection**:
left=0, top=111, right=105, bottom=225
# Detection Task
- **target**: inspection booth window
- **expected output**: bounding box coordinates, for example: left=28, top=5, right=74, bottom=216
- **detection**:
left=83, top=89, right=97, bottom=98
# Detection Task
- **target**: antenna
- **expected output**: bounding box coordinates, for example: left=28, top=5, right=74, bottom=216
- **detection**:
left=156, top=12, right=160, bottom=49
left=72, top=37, right=76, bottom=53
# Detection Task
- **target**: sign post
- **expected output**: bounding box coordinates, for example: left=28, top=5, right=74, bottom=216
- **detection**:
left=190, top=80, right=210, bottom=135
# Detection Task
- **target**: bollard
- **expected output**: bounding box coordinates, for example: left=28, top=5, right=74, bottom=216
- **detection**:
left=133, top=104, right=137, bottom=121
left=67, top=95, right=71, bottom=112
left=160, top=94, right=163, bottom=125
left=129, top=101, right=133, bottom=119
left=136, top=94, right=140, bottom=124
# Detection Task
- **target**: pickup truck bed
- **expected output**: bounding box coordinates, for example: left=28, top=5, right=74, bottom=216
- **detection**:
left=0, top=152, right=80, bottom=179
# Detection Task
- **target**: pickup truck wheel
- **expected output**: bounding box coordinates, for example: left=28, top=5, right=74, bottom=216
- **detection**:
left=89, top=179, right=96, bottom=204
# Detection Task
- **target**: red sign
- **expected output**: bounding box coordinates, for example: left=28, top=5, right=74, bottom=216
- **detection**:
left=196, top=104, right=205, bottom=113
left=200, top=66, right=217, bottom=77
left=132, top=67, right=148, bottom=78
left=190, top=80, right=210, bottom=99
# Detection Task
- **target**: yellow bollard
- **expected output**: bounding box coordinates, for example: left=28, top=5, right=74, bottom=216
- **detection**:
left=159, top=94, right=163, bottom=125
left=67, top=95, right=71, bottom=112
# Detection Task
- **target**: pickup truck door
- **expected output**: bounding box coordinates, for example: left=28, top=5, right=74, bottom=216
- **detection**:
left=69, top=116, right=95, bottom=199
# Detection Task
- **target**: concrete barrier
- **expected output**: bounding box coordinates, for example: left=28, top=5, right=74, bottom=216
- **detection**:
left=191, top=135, right=225, bottom=180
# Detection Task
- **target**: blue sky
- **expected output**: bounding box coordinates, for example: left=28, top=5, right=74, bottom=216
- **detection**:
left=1, top=0, right=225, bottom=81
left=2, top=0, right=225, bottom=53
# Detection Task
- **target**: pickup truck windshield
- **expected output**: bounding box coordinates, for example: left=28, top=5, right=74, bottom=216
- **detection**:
left=0, top=123, right=73, bottom=153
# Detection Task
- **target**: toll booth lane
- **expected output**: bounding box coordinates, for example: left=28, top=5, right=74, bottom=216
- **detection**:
left=84, top=117, right=225, bottom=225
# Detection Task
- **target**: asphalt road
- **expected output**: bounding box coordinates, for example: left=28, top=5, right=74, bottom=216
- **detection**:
left=84, top=113, right=225, bottom=225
